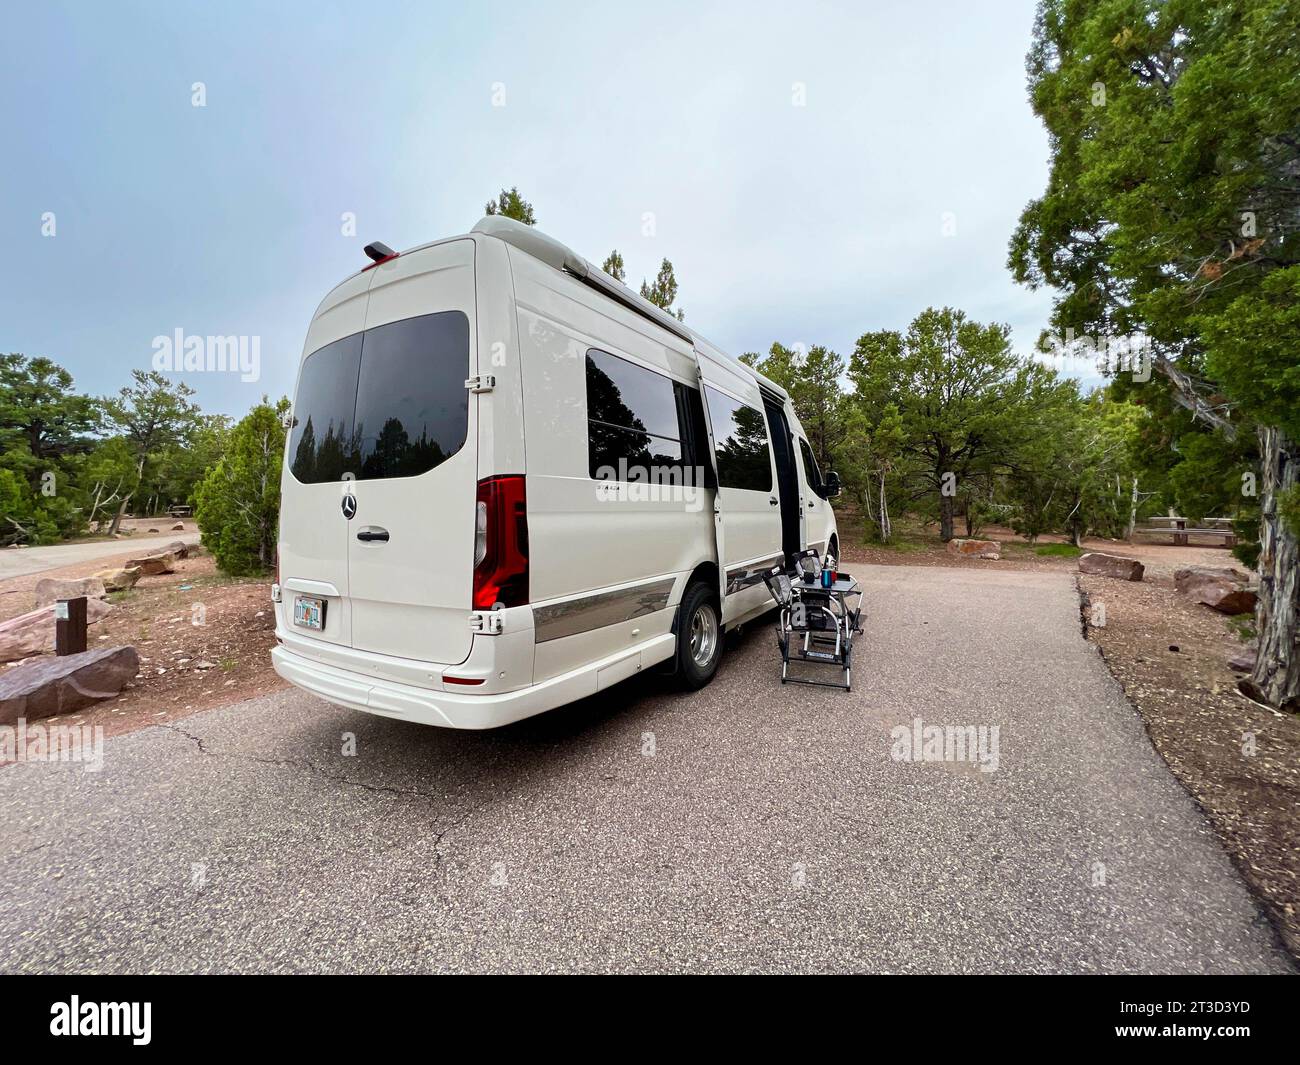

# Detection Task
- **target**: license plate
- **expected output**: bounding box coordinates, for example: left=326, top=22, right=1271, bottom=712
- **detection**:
left=293, top=595, right=326, bottom=631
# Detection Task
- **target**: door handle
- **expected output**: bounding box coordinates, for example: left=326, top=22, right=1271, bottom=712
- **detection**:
left=356, top=527, right=389, bottom=543
left=769, top=497, right=779, bottom=506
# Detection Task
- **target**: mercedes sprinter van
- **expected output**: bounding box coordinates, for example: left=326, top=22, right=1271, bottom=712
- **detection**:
left=272, top=216, right=840, bottom=728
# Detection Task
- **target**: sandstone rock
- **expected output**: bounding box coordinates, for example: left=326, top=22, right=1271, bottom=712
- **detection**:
left=1174, top=566, right=1249, bottom=594
left=1172, top=566, right=1257, bottom=613
left=1228, top=645, right=1258, bottom=673
left=33, top=576, right=108, bottom=609
left=0, top=600, right=114, bottom=664
left=147, top=528, right=159, bottom=533
left=172, top=522, right=185, bottom=531
left=0, top=645, right=139, bottom=725
left=1078, top=552, right=1144, bottom=581
left=946, top=538, right=1001, bottom=560
left=93, top=566, right=142, bottom=592
left=165, top=540, right=190, bottom=559
left=1198, top=584, right=1257, bottom=614
left=126, top=552, right=175, bottom=575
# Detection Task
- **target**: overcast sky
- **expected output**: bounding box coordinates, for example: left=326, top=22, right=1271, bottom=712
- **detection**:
left=1, top=0, right=1095, bottom=418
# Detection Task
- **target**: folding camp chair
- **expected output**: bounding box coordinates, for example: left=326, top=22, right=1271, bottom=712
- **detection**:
left=762, top=562, right=863, bottom=691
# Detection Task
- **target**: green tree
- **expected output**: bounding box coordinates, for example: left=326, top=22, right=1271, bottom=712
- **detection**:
left=0, top=354, right=101, bottom=538
left=102, top=370, right=202, bottom=531
left=838, top=401, right=908, bottom=542
left=850, top=308, right=1074, bottom=541
left=0, top=354, right=100, bottom=490
left=194, top=398, right=289, bottom=575
left=640, top=259, right=685, bottom=320
left=601, top=250, right=626, bottom=283
left=1008, top=0, right=1300, bottom=709
left=73, top=438, right=138, bottom=533
left=741, top=343, right=846, bottom=472
left=483, top=186, right=536, bottom=225
left=0, top=467, right=58, bottom=545
left=149, top=413, right=233, bottom=513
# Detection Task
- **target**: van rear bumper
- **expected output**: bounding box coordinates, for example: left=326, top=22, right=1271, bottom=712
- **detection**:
left=272, top=634, right=675, bottom=730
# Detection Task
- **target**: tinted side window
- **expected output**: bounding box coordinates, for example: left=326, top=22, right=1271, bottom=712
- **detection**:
left=586, top=349, right=684, bottom=480
left=288, top=311, right=469, bottom=484
left=353, top=312, right=470, bottom=479
left=798, top=437, right=823, bottom=494
left=288, top=333, right=362, bottom=484
left=705, top=387, right=773, bottom=492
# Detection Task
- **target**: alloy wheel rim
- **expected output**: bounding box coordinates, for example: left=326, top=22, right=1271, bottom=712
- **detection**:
left=689, top=603, right=718, bottom=667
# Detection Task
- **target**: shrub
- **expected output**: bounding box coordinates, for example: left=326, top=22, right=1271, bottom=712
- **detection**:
left=194, top=398, right=288, bottom=575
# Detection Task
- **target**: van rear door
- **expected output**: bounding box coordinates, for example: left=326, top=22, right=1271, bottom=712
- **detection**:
left=345, top=239, right=478, bottom=664
left=279, top=273, right=372, bottom=649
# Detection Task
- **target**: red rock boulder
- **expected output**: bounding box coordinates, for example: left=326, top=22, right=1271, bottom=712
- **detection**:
left=1078, top=552, right=1145, bottom=581
left=946, top=538, right=1001, bottom=560
left=0, top=600, right=115, bottom=664
left=33, top=576, right=108, bottom=609
left=0, top=645, right=139, bottom=725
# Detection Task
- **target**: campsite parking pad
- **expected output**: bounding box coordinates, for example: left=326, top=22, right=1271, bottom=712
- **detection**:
left=0, top=565, right=1292, bottom=973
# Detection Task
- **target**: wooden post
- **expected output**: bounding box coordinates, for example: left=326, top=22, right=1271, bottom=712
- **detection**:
left=55, top=596, right=87, bottom=656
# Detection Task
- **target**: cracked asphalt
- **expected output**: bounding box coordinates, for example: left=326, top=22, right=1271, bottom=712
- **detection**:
left=0, top=564, right=1292, bottom=973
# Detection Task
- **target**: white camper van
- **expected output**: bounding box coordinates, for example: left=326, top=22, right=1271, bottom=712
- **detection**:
left=272, top=216, right=841, bottom=729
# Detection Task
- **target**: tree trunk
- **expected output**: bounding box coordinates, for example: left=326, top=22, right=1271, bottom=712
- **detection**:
left=1242, top=425, right=1300, bottom=712
left=939, top=492, right=955, bottom=542
left=107, top=497, right=128, bottom=536
left=1127, top=476, right=1138, bottom=541
left=878, top=471, right=892, bottom=543
left=109, top=454, right=147, bottom=536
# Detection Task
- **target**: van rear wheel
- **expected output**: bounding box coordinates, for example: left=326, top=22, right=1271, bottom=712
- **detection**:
left=676, top=581, right=722, bottom=689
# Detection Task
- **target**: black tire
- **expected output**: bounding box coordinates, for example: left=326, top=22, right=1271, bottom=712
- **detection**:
left=675, top=580, right=723, bottom=689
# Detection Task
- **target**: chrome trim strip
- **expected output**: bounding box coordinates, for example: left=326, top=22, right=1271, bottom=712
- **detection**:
left=533, top=577, right=676, bottom=643
left=725, top=554, right=784, bottom=596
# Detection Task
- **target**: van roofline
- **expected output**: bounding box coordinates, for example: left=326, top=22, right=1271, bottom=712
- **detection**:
left=334, top=218, right=791, bottom=404
left=470, top=216, right=696, bottom=344
left=469, top=217, right=791, bottom=403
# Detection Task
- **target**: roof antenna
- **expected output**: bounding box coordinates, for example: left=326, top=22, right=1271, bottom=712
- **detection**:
left=363, top=241, right=396, bottom=263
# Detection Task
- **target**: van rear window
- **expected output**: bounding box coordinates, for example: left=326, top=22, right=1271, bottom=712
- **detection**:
left=288, top=311, right=470, bottom=484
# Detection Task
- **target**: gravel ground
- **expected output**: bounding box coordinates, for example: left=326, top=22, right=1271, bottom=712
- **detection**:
left=0, top=564, right=1291, bottom=973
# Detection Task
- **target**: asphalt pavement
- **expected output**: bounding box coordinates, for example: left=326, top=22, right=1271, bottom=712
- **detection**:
left=0, top=564, right=1291, bottom=973
left=0, top=534, right=201, bottom=580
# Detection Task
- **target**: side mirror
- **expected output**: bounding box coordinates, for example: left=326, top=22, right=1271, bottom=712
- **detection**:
left=823, top=470, right=842, bottom=498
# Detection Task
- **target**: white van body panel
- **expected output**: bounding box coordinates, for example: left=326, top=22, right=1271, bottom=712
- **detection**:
left=348, top=239, right=477, bottom=665
left=274, top=219, right=837, bottom=728
left=507, top=246, right=711, bottom=684
left=276, top=271, right=370, bottom=651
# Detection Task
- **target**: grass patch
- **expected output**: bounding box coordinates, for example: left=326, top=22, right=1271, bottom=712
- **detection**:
left=866, top=536, right=928, bottom=553
left=1227, top=614, right=1256, bottom=643
left=1034, top=543, right=1083, bottom=558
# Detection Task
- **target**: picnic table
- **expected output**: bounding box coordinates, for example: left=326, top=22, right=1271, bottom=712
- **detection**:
left=1135, top=515, right=1236, bottom=547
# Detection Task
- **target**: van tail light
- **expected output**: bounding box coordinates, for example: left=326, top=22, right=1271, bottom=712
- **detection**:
left=472, top=475, right=528, bottom=610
